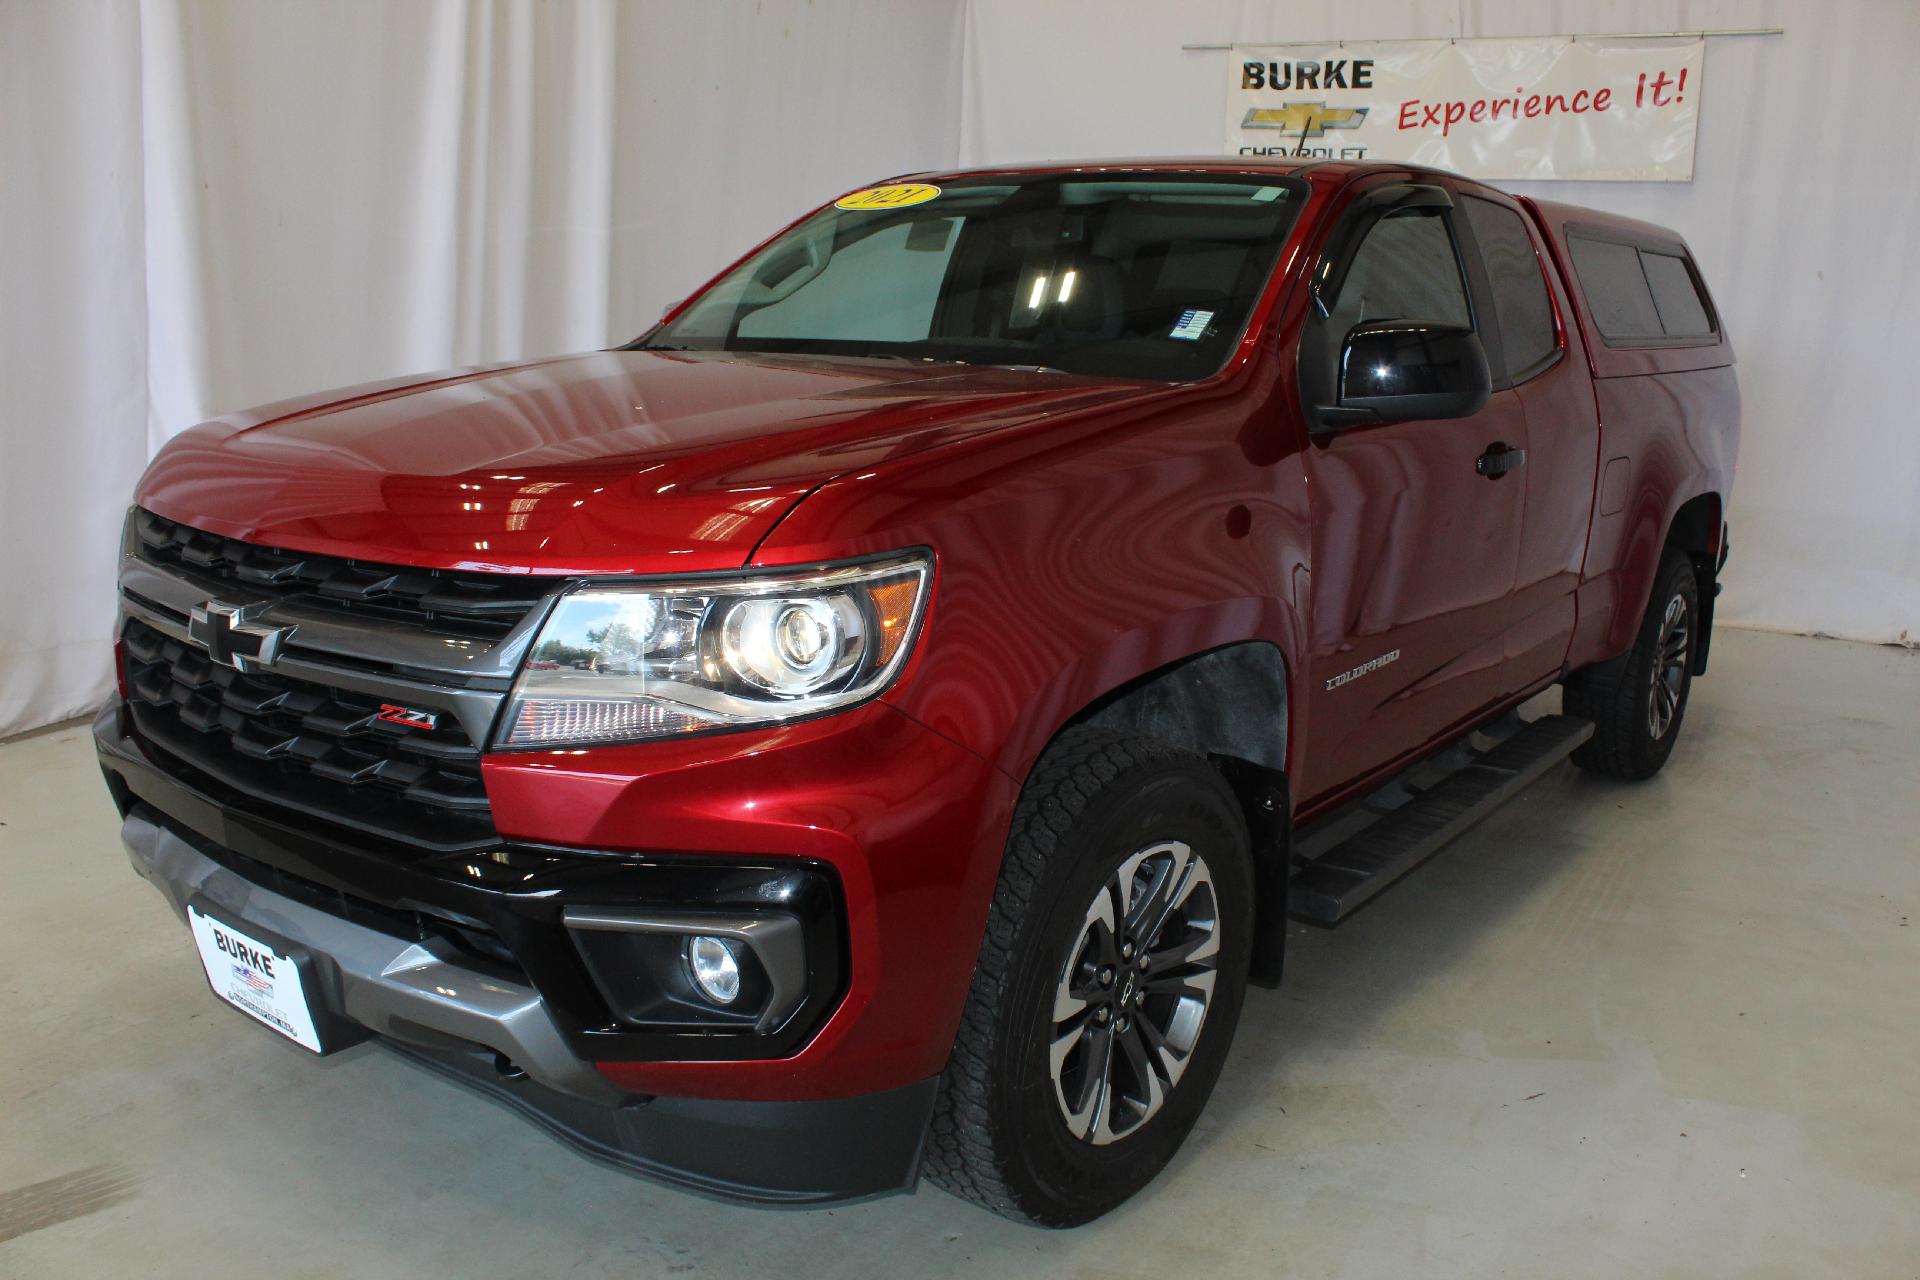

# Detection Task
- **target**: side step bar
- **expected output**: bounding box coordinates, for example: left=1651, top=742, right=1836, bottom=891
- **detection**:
left=1289, top=713, right=1595, bottom=926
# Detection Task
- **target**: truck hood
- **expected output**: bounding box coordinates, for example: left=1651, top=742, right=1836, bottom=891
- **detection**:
left=137, top=350, right=1159, bottom=575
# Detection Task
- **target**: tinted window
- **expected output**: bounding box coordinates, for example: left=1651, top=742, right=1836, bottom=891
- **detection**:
left=738, top=218, right=960, bottom=341
left=1328, top=208, right=1471, bottom=339
left=1463, top=197, right=1557, bottom=379
left=1569, top=236, right=1663, bottom=340
left=651, top=175, right=1307, bottom=381
left=1641, top=251, right=1714, bottom=338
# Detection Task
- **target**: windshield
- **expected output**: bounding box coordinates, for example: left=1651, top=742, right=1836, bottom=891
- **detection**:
left=642, top=173, right=1308, bottom=381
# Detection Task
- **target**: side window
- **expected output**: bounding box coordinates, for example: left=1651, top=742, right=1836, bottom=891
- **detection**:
left=1462, top=197, right=1558, bottom=379
left=1641, top=251, right=1715, bottom=338
left=1330, top=208, right=1472, bottom=339
left=1568, top=236, right=1663, bottom=340
left=734, top=218, right=961, bottom=342
left=1568, top=235, right=1717, bottom=345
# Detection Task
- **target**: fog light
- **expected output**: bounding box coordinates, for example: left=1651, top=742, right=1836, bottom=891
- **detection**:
left=685, top=935, right=742, bottom=1005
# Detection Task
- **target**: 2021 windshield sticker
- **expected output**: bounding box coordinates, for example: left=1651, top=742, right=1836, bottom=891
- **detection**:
left=835, top=184, right=942, bottom=211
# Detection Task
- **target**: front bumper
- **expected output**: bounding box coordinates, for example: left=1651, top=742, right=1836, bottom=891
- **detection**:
left=121, top=805, right=613, bottom=1097
left=113, top=798, right=937, bottom=1204
left=95, top=692, right=1016, bottom=1203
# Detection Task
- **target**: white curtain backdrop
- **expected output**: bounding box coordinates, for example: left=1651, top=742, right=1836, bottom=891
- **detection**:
left=961, top=0, right=1920, bottom=650
left=2, top=1, right=149, bottom=741
left=1, top=0, right=962, bottom=738
left=6, top=0, right=1915, bottom=739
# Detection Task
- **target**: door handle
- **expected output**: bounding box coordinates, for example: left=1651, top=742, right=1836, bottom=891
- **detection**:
left=1475, top=443, right=1526, bottom=478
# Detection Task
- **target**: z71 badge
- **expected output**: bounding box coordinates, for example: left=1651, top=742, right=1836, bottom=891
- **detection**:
left=376, top=703, right=439, bottom=731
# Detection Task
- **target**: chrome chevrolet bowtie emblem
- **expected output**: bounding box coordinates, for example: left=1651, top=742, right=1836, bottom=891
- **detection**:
left=1241, top=102, right=1369, bottom=137
left=187, top=601, right=297, bottom=673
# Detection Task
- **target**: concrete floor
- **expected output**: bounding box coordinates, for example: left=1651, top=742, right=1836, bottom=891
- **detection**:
left=2, top=627, right=1916, bottom=1277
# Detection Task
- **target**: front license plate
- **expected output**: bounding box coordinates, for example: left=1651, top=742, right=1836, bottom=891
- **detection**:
left=187, top=905, right=323, bottom=1053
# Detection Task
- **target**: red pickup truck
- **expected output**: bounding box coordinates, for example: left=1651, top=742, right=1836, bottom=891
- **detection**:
left=96, top=159, right=1737, bottom=1226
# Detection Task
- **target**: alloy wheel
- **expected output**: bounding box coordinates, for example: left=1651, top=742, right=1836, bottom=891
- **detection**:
left=1048, top=841, right=1220, bottom=1145
left=1647, top=592, right=1691, bottom=739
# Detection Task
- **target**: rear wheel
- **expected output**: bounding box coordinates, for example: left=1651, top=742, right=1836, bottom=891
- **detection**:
left=1566, top=550, right=1701, bottom=780
left=924, top=728, right=1254, bottom=1226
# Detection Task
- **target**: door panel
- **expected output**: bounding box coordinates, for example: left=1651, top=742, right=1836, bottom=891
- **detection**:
left=1509, top=360, right=1600, bottom=679
left=1459, top=191, right=1603, bottom=684
left=1297, top=395, right=1529, bottom=801
left=1293, top=186, right=1528, bottom=804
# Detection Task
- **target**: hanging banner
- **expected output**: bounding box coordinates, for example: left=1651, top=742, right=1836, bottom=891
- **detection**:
left=1226, top=36, right=1703, bottom=181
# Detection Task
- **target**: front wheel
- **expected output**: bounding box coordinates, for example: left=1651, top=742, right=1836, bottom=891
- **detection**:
left=923, top=728, right=1254, bottom=1226
left=1566, top=550, right=1701, bottom=780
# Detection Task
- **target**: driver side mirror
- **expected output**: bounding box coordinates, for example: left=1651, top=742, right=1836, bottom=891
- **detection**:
left=1314, top=322, right=1491, bottom=430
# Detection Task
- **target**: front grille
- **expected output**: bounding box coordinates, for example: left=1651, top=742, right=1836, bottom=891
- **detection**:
left=122, top=618, right=495, bottom=848
left=133, top=508, right=549, bottom=641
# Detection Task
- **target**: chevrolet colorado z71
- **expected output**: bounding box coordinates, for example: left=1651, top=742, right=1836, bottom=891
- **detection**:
left=96, top=160, right=1737, bottom=1226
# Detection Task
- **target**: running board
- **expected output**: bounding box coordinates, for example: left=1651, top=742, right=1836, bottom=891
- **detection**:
left=1289, top=714, right=1595, bottom=926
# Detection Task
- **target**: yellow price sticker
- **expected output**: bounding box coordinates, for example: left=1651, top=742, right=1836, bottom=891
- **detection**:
left=834, top=184, right=942, bottom=211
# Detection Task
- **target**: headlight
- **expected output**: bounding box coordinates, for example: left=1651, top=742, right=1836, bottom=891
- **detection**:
left=497, top=552, right=931, bottom=748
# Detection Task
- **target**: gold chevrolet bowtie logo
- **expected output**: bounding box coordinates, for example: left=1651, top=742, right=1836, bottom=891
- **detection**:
left=1241, top=103, right=1369, bottom=136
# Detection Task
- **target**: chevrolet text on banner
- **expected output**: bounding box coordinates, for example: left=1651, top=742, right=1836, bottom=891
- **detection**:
left=1227, top=36, right=1704, bottom=181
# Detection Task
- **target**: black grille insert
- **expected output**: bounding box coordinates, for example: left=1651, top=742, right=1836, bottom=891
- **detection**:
left=122, top=618, right=495, bottom=849
left=134, top=508, right=551, bottom=641
left=139, top=803, right=523, bottom=977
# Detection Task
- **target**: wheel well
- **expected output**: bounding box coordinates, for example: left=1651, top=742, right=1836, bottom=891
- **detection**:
left=1072, top=642, right=1288, bottom=775
left=1066, top=642, right=1291, bottom=985
left=1666, top=492, right=1723, bottom=563
left=1665, top=492, right=1723, bottom=675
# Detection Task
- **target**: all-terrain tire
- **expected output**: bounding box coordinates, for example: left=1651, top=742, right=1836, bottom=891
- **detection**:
left=1565, top=550, right=1701, bottom=780
left=922, top=727, right=1254, bottom=1227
